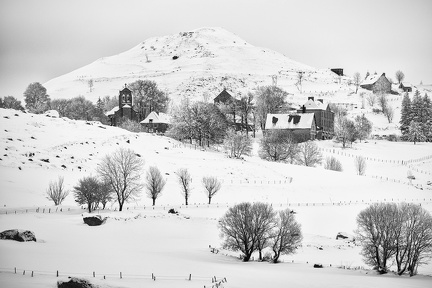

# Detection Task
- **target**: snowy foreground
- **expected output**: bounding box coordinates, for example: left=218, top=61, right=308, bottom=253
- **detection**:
left=1, top=108, right=432, bottom=287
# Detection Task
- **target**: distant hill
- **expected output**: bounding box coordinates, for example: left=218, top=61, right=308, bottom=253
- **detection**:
left=44, top=27, right=341, bottom=104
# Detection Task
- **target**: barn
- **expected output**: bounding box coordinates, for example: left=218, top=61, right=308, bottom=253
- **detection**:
left=360, top=73, right=392, bottom=94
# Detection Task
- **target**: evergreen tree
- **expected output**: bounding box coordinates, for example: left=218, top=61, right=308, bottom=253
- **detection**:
left=422, top=93, right=432, bottom=141
left=407, top=121, right=426, bottom=145
left=399, top=92, right=411, bottom=136
left=410, top=90, right=423, bottom=123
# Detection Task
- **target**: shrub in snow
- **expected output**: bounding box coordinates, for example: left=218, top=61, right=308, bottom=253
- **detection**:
left=324, top=156, right=343, bottom=172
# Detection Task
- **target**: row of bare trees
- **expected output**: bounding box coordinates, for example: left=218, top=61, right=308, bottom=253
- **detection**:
left=356, top=203, right=432, bottom=276
left=219, top=202, right=302, bottom=263
left=46, top=148, right=223, bottom=210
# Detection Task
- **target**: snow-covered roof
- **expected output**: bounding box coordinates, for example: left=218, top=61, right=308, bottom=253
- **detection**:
left=302, top=99, right=329, bottom=110
left=265, top=113, right=315, bottom=130
left=105, top=106, right=119, bottom=116
left=361, top=73, right=387, bottom=86
left=140, top=111, right=171, bottom=124
left=400, top=82, right=412, bottom=88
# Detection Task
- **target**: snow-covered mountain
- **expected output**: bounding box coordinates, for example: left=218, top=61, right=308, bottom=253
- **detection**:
left=44, top=27, right=341, bottom=103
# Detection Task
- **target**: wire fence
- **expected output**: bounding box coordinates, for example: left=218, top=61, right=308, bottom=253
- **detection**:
left=0, top=267, right=227, bottom=287
left=319, top=147, right=432, bottom=167
left=2, top=198, right=431, bottom=216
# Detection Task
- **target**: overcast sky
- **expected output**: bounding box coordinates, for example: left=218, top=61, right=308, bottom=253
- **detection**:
left=1, top=0, right=431, bottom=100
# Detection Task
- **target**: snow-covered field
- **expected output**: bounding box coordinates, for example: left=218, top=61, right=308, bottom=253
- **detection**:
left=1, top=108, right=432, bottom=287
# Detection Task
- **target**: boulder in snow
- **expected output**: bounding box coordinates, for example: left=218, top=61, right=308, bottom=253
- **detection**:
left=83, top=215, right=107, bottom=226
left=57, top=277, right=96, bottom=288
left=0, top=229, right=36, bottom=242
left=44, top=110, right=60, bottom=118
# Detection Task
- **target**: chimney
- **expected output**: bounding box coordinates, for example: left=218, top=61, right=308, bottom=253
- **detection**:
left=308, top=96, right=314, bottom=101
left=302, top=105, right=306, bottom=113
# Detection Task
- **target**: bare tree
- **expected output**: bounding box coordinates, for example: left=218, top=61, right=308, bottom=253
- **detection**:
left=202, top=176, right=221, bottom=204
left=223, top=129, right=252, bottom=158
left=395, top=70, right=405, bottom=84
left=297, top=141, right=322, bottom=167
left=353, top=72, right=361, bottom=94
left=46, top=176, right=69, bottom=205
left=97, top=148, right=144, bottom=211
left=383, top=105, right=394, bottom=123
left=219, top=202, right=256, bottom=262
left=295, top=71, right=305, bottom=93
left=252, top=202, right=276, bottom=261
left=355, top=156, right=367, bottom=175
left=271, top=208, right=302, bottom=263
left=355, top=114, right=372, bottom=142
left=334, top=116, right=357, bottom=148
left=219, top=202, right=303, bottom=263
left=175, top=168, right=192, bottom=205
left=145, top=166, right=166, bottom=206
left=356, top=203, right=399, bottom=273
left=324, top=156, right=343, bottom=172
left=73, top=176, right=99, bottom=213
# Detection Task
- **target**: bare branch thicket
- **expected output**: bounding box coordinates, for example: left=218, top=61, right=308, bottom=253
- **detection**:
left=145, top=166, right=166, bottom=206
left=383, top=105, right=394, bottom=123
left=377, top=93, right=388, bottom=113
left=46, top=176, right=69, bottom=206
left=202, top=176, right=221, bottom=204
left=176, top=168, right=192, bottom=205
left=223, top=129, right=252, bottom=159
left=259, top=130, right=299, bottom=163
left=297, top=141, right=322, bottom=167
left=355, top=156, right=367, bottom=176
left=271, top=209, right=303, bottom=263
left=353, top=72, right=361, bottom=94
left=324, top=156, right=343, bottom=172
left=366, top=94, right=376, bottom=107
left=97, top=148, right=144, bottom=211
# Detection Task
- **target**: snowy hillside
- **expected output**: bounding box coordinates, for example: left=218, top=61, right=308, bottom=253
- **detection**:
left=44, top=27, right=343, bottom=103
left=1, top=108, right=432, bottom=287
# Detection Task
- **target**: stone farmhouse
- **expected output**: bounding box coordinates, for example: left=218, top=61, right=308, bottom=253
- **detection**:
left=360, top=73, right=392, bottom=94
left=297, top=97, right=334, bottom=140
